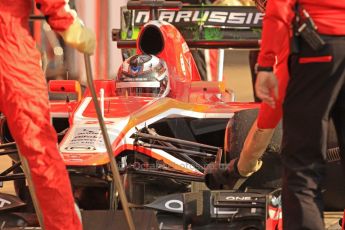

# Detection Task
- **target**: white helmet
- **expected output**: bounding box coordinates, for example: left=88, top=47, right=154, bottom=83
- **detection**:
left=116, top=54, right=170, bottom=98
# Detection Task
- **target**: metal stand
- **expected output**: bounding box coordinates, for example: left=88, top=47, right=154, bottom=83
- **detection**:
left=83, top=54, right=135, bottom=230
left=217, top=49, right=225, bottom=82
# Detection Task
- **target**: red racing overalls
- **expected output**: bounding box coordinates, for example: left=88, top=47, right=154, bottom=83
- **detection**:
left=256, top=36, right=289, bottom=129
left=258, top=1, right=345, bottom=229
left=0, top=0, right=82, bottom=229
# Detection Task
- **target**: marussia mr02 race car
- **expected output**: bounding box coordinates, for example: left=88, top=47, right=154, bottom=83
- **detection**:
left=0, top=1, right=343, bottom=229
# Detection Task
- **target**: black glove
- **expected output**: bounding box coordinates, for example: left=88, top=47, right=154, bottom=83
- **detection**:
left=204, top=158, right=247, bottom=190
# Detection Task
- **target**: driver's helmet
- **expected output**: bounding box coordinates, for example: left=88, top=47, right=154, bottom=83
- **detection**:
left=254, top=0, right=267, bottom=12
left=116, top=54, right=170, bottom=98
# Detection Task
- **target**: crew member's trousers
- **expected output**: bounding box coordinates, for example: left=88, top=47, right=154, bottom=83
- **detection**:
left=282, top=36, right=345, bottom=230
left=0, top=15, right=82, bottom=230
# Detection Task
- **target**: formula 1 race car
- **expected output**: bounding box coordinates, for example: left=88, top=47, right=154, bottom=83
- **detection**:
left=0, top=1, right=344, bottom=229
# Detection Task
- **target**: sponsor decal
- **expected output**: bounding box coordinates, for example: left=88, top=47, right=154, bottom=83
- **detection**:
left=65, top=127, right=103, bottom=151
left=225, top=196, right=252, bottom=201
left=133, top=6, right=263, bottom=27
left=213, top=207, right=238, bottom=215
left=164, top=200, right=183, bottom=212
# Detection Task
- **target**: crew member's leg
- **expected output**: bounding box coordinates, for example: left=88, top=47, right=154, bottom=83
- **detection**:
left=331, top=84, right=345, bottom=176
left=331, top=86, right=345, bottom=230
left=282, top=37, right=345, bottom=230
left=0, top=28, right=82, bottom=230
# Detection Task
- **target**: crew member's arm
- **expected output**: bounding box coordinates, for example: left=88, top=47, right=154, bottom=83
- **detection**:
left=256, top=0, right=295, bottom=107
left=35, top=0, right=95, bottom=54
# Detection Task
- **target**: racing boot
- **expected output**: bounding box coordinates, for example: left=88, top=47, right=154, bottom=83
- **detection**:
left=204, top=158, right=247, bottom=190
left=237, top=120, right=275, bottom=177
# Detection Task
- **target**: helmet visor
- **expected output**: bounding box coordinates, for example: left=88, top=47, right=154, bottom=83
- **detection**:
left=116, top=81, right=163, bottom=97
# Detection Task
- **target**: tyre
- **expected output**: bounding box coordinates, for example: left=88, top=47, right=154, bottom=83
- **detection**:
left=224, top=109, right=345, bottom=210
left=224, top=108, right=282, bottom=189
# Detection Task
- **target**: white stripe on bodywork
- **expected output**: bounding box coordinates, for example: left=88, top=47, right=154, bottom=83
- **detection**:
left=64, top=97, right=233, bottom=173
left=74, top=97, right=92, bottom=121
left=122, top=108, right=234, bottom=174
left=140, top=147, right=201, bottom=174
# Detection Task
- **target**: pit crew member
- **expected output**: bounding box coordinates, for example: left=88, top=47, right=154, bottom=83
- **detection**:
left=256, top=0, right=345, bottom=229
left=205, top=0, right=290, bottom=189
left=0, top=0, right=95, bottom=229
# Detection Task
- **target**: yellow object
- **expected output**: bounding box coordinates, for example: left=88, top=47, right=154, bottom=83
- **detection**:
left=75, top=81, right=82, bottom=102
left=237, top=119, right=275, bottom=177
left=59, top=19, right=96, bottom=55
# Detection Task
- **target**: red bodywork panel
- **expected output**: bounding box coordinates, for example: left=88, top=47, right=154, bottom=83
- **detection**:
left=82, top=97, right=152, bottom=118
left=136, top=21, right=202, bottom=98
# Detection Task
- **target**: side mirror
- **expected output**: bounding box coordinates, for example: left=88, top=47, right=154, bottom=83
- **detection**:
left=48, top=80, right=82, bottom=101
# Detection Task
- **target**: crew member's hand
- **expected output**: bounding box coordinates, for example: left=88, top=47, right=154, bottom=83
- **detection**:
left=255, top=71, right=278, bottom=108
left=59, top=19, right=96, bottom=55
